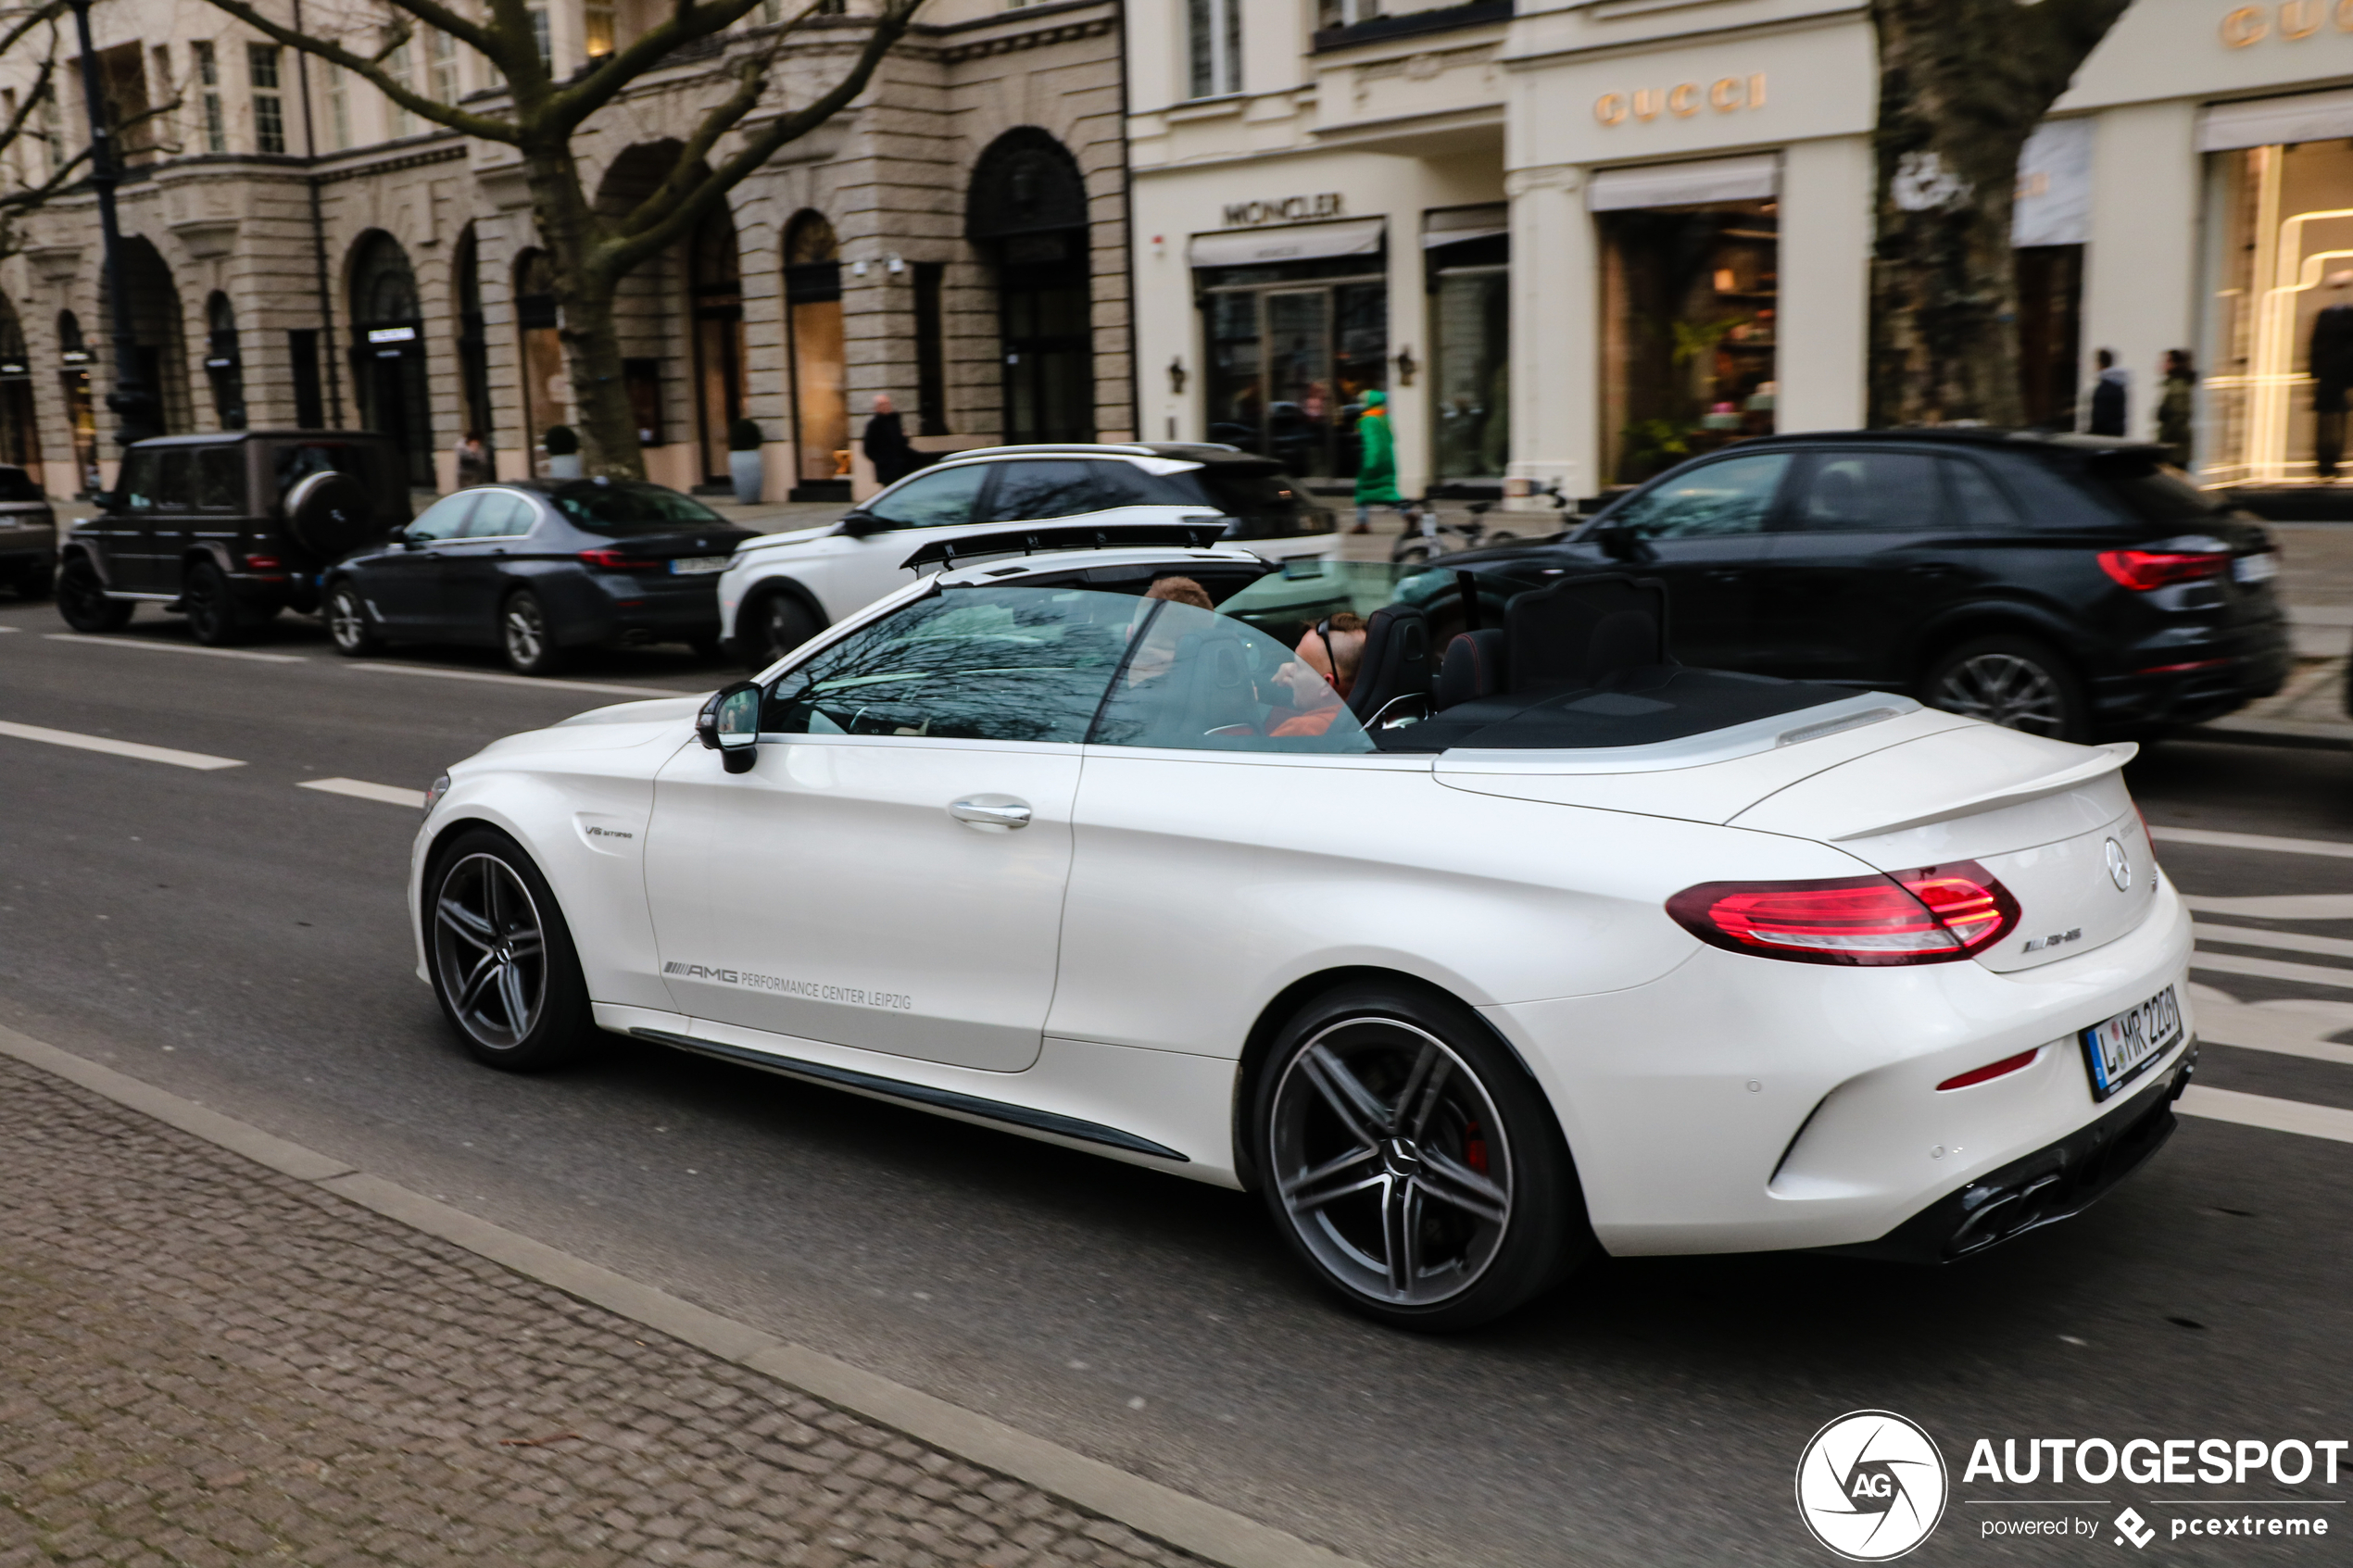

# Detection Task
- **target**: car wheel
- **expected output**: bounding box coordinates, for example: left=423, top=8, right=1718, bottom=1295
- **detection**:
left=323, top=580, right=384, bottom=657
left=500, top=589, right=565, bottom=675
left=1252, top=984, right=1591, bottom=1332
left=1921, top=633, right=2088, bottom=742
left=738, top=587, right=820, bottom=670
left=56, top=557, right=132, bottom=633
left=424, top=830, right=591, bottom=1072
left=182, top=560, right=252, bottom=646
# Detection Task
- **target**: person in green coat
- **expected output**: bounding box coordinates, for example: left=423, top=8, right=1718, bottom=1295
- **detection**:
left=1352, top=388, right=1403, bottom=532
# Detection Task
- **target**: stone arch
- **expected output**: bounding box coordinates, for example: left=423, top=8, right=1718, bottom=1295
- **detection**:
left=347, top=230, right=433, bottom=484
left=782, top=209, right=844, bottom=495
left=966, top=130, right=1092, bottom=444
left=592, top=141, right=706, bottom=485
left=96, top=236, right=195, bottom=436
left=0, top=292, right=38, bottom=470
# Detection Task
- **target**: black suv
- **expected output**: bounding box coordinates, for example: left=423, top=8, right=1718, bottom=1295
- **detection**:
left=1406, top=431, right=2290, bottom=741
left=0, top=464, right=56, bottom=598
left=57, top=431, right=409, bottom=645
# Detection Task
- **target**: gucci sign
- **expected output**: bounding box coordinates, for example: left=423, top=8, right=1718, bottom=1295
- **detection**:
left=1595, top=74, right=1768, bottom=126
left=2221, top=0, right=2353, bottom=44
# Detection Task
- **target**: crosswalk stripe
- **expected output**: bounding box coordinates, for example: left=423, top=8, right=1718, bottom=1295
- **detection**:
left=2154, top=825, right=2353, bottom=860
left=2179, top=1085, right=2353, bottom=1145
left=45, top=632, right=304, bottom=663
left=2195, top=922, right=2353, bottom=960
left=2191, top=950, right=2353, bottom=989
left=2192, top=1000, right=2353, bottom=1067
left=2184, top=893, right=2353, bottom=921
left=0, top=719, right=243, bottom=771
left=297, top=777, right=426, bottom=808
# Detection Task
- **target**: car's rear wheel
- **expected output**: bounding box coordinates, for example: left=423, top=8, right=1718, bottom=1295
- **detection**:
left=737, top=586, right=820, bottom=670
left=424, top=830, right=590, bottom=1072
left=182, top=560, right=254, bottom=646
left=1921, top=633, right=2088, bottom=742
left=500, top=589, right=564, bottom=675
left=56, top=557, right=132, bottom=632
left=323, top=580, right=384, bottom=656
left=1252, top=984, right=1590, bottom=1331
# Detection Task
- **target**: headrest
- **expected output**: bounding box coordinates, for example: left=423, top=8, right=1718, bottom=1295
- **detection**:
left=1436, top=629, right=1507, bottom=711
left=1504, top=574, right=1671, bottom=693
left=1347, top=603, right=1431, bottom=720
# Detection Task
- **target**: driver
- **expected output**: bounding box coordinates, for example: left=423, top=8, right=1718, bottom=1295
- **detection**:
left=1270, top=613, right=1365, bottom=736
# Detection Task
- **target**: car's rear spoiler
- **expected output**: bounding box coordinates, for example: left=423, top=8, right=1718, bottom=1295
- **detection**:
left=898, top=517, right=1232, bottom=571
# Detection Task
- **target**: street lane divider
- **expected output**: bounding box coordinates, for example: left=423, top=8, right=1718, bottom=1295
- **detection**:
left=342, top=661, right=689, bottom=699
left=298, top=776, right=426, bottom=808
left=2193, top=997, right=2353, bottom=1067
left=2193, top=920, right=2353, bottom=960
left=2179, top=1085, right=2353, bottom=1146
left=2190, top=949, right=2353, bottom=991
left=2154, top=824, right=2353, bottom=860
left=2184, top=892, right=2353, bottom=921
left=45, top=632, right=304, bottom=664
left=0, top=720, right=243, bottom=771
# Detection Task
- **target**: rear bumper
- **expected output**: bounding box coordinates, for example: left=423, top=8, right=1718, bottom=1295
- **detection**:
left=2090, top=628, right=2293, bottom=727
left=567, top=572, right=723, bottom=645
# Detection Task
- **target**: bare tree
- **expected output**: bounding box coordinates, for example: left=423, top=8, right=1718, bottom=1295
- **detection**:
left=0, top=0, right=181, bottom=260
left=1866, top=0, right=2133, bottom=427
left=196, top=0, right=922, bottom=476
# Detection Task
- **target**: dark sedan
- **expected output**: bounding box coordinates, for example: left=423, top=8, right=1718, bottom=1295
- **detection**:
left=322, top=479, right=754, bottom=675
left=1401, top=430, right=2291, bottom=742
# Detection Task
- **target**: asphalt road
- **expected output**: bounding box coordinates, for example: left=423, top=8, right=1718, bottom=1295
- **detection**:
left=4, top=596, right=2350, bottom=1568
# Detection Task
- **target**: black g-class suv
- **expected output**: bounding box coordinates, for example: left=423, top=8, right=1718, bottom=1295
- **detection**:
left=57, top=431, right=410, bottom=645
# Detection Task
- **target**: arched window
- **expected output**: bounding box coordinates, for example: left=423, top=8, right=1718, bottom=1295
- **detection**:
left=691, top=203, right=745, bottom=483
left=204, top=292, right=245, bottom=432
left=783, top=211, right=844, bottom=494
left=968, top=131, right=1094, bottom=445
left=454, top=227, right=492, bottom=452
left=0, top=295, right=34, bottom=470
left=57, top=310, right=96, bottom=495
left=514, top=249, right=565, bottom=473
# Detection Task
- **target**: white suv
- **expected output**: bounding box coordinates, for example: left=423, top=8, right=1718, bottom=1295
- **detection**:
left=717, top=443, right=1338, bottom=666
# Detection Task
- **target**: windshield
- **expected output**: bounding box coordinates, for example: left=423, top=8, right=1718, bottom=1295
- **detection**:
left=2091, top=454, right=2233, bottom=526
left=548, top=480, right=725, bottom=533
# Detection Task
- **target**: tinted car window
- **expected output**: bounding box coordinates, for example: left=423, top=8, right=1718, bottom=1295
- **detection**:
left=463, top=491, right=535, bottom=537
left=118, top=450, right=162, bottom=510
left=864, top=464, right=987, bottom=530
left=1195, top=465, right=1300, bottom=518
left=407, top=493, right=478, bottom=543
left=0, top=467, right=43, bottom=502
left=153, top=450, right=195, bottom=510
left=1943, top=458, right=2021, bottom=530
left=1790, top=452, right=1944, bottom=532
left=1606, top=453, right=1791, bottom=539
left=2095, top=453, right=2230, bottom=525
left=764, top=585, right=1123, bottom=743
left=1089, top=596, right=1376, bottom=755
left=195, top=447, right=245, bottom=510
left=990, top=460, right=1109, bottom=521
left=547, top=480, right=724, bottom=533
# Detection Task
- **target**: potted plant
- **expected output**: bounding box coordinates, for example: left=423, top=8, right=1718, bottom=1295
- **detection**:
left=543, top=423, right=581, bottom=479
left=728, top=418, right=763, bottom=503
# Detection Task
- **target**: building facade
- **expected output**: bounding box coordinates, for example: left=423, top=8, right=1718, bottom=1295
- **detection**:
left=1126, top=0, right=2353, bottom=505
left=5, top=0, right=1133, bottom=501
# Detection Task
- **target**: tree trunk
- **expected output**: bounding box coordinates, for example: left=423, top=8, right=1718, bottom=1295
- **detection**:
left=522, top=140, right=648, bottom=481
left=1866, top=0, right=2132, bottom=428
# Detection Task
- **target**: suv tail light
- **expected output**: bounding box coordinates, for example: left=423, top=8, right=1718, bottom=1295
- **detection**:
left=1666, top=862, right=2020, bottom=967
left=579, top=546, right=659, bottom=571
left=2097, top=547, right=2229, bottom=591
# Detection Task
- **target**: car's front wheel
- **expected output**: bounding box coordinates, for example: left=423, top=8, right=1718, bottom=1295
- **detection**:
left=323, top=581, right=384, bottom=656
left=736, top=586, right=821, bottom=670
left=56, top=557, right=132, bottom=632
left=424, top=829, right=591, bottom=1071
left=500, top=589, right=565, bottom=675
left=1921, top=633, right=2089, bottom=742
left=1252, top=984, right=1591, bottom=1331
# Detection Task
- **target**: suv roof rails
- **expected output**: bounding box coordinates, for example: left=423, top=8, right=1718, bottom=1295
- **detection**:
left=942, top=443, right=1163, bottom=460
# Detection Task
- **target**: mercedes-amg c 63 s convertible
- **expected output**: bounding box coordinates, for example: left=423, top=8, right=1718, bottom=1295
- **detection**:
left=410, top=545, right=2195, bottom=1329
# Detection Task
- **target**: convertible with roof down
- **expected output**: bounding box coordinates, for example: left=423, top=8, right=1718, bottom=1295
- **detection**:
left=409, top=545, right=2196, bottom=1329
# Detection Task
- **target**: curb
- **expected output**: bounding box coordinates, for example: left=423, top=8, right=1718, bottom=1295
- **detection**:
left=0, top=1022, right=1378, bottom=1568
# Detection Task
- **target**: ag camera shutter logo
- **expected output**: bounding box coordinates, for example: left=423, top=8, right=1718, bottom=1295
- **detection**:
left=1796, top=1411, right=1948, bottom=1561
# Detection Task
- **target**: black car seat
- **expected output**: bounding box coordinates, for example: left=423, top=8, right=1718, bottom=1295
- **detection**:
left=1345, top=603, right=1431, bottom=721
left=1504, top=574, right=1672, bottom=693
left=1434, top=628, right=1507, bottom=710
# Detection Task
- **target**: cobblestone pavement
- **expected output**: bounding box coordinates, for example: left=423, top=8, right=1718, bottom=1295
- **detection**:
left=0, top=1056, right=1210, bottom=1568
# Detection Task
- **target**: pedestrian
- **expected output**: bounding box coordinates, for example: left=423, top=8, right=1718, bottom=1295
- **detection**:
left=453, top=430, right=490, bottom=488
left=2157, top=349, right=2196, bottom=468
left=2087, top=348, right=2129, bottom=437
left=1352, top=388, right=1403, bottom=533
left=862, top=394, right=919, bottom=487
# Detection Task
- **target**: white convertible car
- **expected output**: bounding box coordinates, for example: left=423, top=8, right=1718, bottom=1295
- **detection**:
left=411, top=545, right=2195, bottom=1329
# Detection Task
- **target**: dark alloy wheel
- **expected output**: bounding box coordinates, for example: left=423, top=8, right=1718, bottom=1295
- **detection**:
left=182, top=559, right=253, bottom=646
left=425, top=831, right=591, bottom=1071
left=323, top=581, right=384, bottom=657
left=500, top=589, right=565, bottom=675
left=738, top=587, right=821, bottom=670
left=55, top=556, right=132, bottom=633
left=1921, top=633, right=2088, bottom=742
left=1253, top=985, right=1590, bottom=1331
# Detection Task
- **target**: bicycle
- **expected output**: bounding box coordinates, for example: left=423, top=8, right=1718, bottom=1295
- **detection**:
left=1386, top=494, right=1520, bottom=565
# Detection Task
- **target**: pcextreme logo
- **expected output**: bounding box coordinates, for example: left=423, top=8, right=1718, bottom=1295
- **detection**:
left=1796, top=1411, right=1950, bottom=1561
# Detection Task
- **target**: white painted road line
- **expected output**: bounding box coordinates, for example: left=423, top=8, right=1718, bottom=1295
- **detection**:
left=45, top=632, right=304, bottom=663
left=2180, top=1085, right=2353, bottom=1146
left=0, top=719, right=243, bottom=771
left=2190, top=950, right=2353, bottom=990
left=342, top=661, right=690, bottom=699
left=0, top=624, right=19, bottom=633
left=2195, top=921, right=2353, bottom=961
left=298, top=776, right=426, bottom=808
left=2194, top=999, right=2353, bottom=1067
left=2155, top=825, right=2353, bottom=860
left=2184, top=893, right=2353, bottom=922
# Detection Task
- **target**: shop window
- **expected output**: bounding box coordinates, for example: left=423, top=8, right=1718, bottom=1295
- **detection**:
left=514, top=249, right=565, bottom=474
left=2015, top=245, right=2082, bottom=433
left=692, top=204, right=746, bottom=484
left=60, top=310, right=97, bottom=495
left=783, top=211, right=847, bottom=493
left=1596, top=197, right=1777, bottom=487
left=913, top=261, right=946, bottom=436
left=1426, top=204, right=1508, bottom=483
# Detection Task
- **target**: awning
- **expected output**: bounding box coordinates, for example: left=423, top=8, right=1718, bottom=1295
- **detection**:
left=1587, top=154, right=1779, bottom=213
left=1424, top=203, right=1508, bottom=248
left=2199, top=89, right=2353, bottom=152
left=1189, top=217, right=1387, bottom=269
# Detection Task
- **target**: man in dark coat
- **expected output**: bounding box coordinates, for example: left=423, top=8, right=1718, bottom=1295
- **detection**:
left=862, top=394, right=920, bottom=487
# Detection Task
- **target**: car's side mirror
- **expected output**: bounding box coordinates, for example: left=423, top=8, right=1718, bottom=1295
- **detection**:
left=399, top=531, right=425, bottom=551
left=837, top=510, right=887, bottom=539
left=1591, top=523, right=1643, bottom=561
left=697, top=680, right=763, bottom=773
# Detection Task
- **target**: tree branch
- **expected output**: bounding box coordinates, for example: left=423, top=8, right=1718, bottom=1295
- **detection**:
left=542, top=0, right=774, bottom=133
left=610, top=27, right=789, bottom=240
left=0, top=0, right=67, bottom=66
left=194, top=0, right=524, bottom=143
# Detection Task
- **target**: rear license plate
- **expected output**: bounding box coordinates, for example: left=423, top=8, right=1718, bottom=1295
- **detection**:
left=670, top=557, right=728, bottom=575
left=2233, top=552, right=2278, bottom=584
left=2080, top=985, right=2183, bottom=1100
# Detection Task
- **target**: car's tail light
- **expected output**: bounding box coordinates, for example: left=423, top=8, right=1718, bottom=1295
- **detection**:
left=244, top=553, right=282, bottom=570
left=578, top=546, right=659, bottom=571
left=1666, top=862, right=2020, bottom=967
left=2097, top=547, right=2229, bottom=591
left=1937, top=1047, right=2042, bottom=1091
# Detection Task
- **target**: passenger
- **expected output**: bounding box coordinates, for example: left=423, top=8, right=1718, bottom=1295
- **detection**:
left=1145, top=575, right=1214, bottom=610
left=1126, top=576, right=1216, bottom=684
left=1271, top=613, right=1365, bottom=736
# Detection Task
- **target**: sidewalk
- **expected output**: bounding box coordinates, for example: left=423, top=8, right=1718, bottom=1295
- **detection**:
left=0, top=1050, right=1211, bottom=1568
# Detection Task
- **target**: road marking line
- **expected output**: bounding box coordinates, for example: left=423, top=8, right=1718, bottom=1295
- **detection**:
left=342, top=661, right=690, bottom=698
left=2191, top=950, right=2353, bottom=990
left=298, top=777, right=425, bottom=808
left=2184, top=893, right=2353, bottom=922
left=2195, top=921, right=2353, bottom=960
left=2179, top=1085, right=2353, bottom=1145
left=0, top=719, right=243, bottom=771
left=0, top=624, right=19, bottom=633
left=2194, top=999, right=2353, bottom=1067
left=45, top=632, right=304, bottom=663
left=2154, top=825, right=2353, bottom=860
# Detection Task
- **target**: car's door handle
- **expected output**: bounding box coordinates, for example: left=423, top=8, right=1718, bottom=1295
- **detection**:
left=1703, top=569, right=1745, bottom=583
left=949, top=797, right=1033, bottom=831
